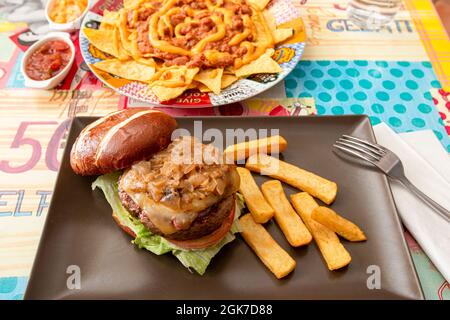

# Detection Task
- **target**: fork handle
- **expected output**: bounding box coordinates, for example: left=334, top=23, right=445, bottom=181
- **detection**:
left=398, top=177, right=450, bottom=222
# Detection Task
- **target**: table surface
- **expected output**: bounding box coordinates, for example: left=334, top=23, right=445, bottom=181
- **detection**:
left=0, top=0, right=449, bottom=300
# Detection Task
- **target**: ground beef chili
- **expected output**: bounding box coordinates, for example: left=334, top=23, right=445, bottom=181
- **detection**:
left=132, top=0, right=254, bottom=69
left=25, top=40, right=71, bottom=81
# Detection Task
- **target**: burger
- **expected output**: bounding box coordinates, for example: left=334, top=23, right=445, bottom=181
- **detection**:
left=70, top=108, right=242, bottom=275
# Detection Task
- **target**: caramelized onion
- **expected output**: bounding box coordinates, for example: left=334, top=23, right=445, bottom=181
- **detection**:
left=119, top=136, right=240, bottom=234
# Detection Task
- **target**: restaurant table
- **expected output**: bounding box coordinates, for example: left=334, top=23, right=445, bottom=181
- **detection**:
left=0, top=0, right=449, bottom=300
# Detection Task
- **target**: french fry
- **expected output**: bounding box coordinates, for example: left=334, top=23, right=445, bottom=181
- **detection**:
left=311, top=207, right=367, bottom=242
left=236, top=167, right=274, bottom=223
left=239, top=214, right=296, bottom=279
left=224, top=135, right=287, bottom=163
left=261, top=180, right=312, bottom=247
left=290, top=193, right=351, bottom=270
left=246, top=154, right=338, bottom=204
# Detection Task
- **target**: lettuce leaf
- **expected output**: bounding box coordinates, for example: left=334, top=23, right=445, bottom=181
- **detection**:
left=92, top=172, right=242, bottom=275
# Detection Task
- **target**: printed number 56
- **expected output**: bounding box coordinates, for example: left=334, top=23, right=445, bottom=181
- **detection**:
left=0, top=120, right=70, bottom=174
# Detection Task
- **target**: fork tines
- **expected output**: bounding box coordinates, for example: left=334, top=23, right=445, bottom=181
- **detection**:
left=333, top=135, right=386, bottom=164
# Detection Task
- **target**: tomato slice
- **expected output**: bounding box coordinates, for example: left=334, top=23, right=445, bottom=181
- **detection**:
left=167, top=204, right=236, bottom=250
left=112, top=212, right=137, bottom=238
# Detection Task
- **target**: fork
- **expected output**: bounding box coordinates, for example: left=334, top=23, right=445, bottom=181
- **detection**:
left=333, top=135, right=450, bottom=223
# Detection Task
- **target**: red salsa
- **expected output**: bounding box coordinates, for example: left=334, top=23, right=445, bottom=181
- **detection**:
left=25, top=40, right=72, bottom=81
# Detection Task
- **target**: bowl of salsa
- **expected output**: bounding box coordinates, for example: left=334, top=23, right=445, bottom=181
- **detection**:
left=45, top=0, right=91, bottom=31
left=21, top=32, right=75, bottom=89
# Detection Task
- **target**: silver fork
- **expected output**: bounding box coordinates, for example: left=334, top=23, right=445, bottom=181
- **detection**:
left=333, top=134, right=450, bottom=223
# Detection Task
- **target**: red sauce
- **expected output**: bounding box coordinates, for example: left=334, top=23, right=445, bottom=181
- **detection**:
left=25, top=40, right=72, bottom=81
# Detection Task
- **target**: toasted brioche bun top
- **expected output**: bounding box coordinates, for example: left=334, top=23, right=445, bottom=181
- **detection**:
left=70, top=108, right=177, bottom=176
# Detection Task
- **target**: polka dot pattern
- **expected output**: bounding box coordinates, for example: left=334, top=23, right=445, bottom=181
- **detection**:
left=286, top=60, right=450, bottom=151
left=372, top=103, right=384, bottom=114
left=390, top=68, right=403, bottom=78
left=0, top=277, right=27, bottom=300
left=336, top=92, right=349, bottom=102
left=0, top=277, right=17, bottom=294
left=351, top=104, right=365, bottom=114
left=382, top=80, right=395, bottom=90
left=331, top=106, right=344, bottom=115
left=406, top=80, right=419, bottom=90
left=304, top=80, right=317, bottom=90
left=418, top=103, right=432, bottom=114
left=376, top=91, right=390, bottom=101
left=354, top=91, right=367, bottom=101
left=359, top=79, right=372, bottom=89
left=369, top=69, right=382, bottom=78
left=322, top=80, right=335, bottom=90
left=389, top=117, right=402, bottom=127
left=339, top=79, right=353, bottom=90
left=394, top=104, right=406, bottom=114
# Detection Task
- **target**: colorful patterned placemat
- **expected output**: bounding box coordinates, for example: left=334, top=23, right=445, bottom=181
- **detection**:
left=0, top=0, right=449, bottom=300
left=285, top=60, right=450, bottom=151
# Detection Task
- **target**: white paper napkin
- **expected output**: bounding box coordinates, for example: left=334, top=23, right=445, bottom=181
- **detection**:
left=373, top=123, right=450, bottom=283
left=399, top=130, right=450, bottom=183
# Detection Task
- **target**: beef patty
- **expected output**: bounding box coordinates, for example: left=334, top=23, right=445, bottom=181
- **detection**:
left=119, top=187, right=235, bottom=241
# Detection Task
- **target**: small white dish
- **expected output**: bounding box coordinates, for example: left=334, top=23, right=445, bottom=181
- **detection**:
left=45, top=0, right=93, bottom=32
left=21, top=32, right=75, bottom=89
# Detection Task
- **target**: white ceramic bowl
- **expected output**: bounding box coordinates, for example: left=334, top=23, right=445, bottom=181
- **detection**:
left=21, top=32, right=75, bottom=89
left=45, top=0, right=93, bottom=32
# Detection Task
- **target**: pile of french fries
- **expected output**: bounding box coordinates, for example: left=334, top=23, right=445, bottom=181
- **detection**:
left=224, top=136, right=367, bottom=279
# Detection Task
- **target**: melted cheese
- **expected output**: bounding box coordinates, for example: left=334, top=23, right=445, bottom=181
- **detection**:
left=132, top=192, right=198, bottom=234
left=237, top=7, right=273, bottom=67
left=119, top=137, right=241, bottom=236
left=143, top=0, right=267, bottom=65
left=192, top=16, right=226, bottom=54
left=148, top=0, right=192, bottom=56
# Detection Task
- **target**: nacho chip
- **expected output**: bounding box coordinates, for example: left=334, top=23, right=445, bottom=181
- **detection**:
left=136, top=57, right=156, bottom=68
left=197, top=74, right=238, bottom=92
left=188, top=82, right=199, bottom=90
left=221, top=74, right=238, bottom=89
left=263, top=10, right=294, bottom=44
left=235, top=49, right=282, bottom=78
left=118, top=10, right=133, bottom=56
left=113, top=27, right=130, bottom=60
left=273, top=28, right=294, bottom=44
left=184, top=67, right=200, bottom=83
left=263, top=10, right=277, bottom=32
left=152, top=85, right=189, bottom=102
left=99, top=23, right=115, bottom=31
left=84, top=28, right=119, bottom=58
left=129, top=30, right=142, bottom=59
left=102, top=10, right=120, bottom=26
left=248, top=0, right=271, bottom=10
left=252, top=7, right=274, bottom=46
left=223, top=67, right=235, bottom=75
left=151, top=67, right=199, bottom=88
left=123, top=0, right=143, bottom=9
left=194, top=68, right=223, bottom=95
left=198, top=83, right=212, bottom=93
left=151, top=67, right=199, bottom=101
left=93, top=59, right=155, bottom=82
left=100, top=10, right=117, bottom=31
left=88, top=44, right=113, bottom=60
left=278, top=17, right=307, bottom=43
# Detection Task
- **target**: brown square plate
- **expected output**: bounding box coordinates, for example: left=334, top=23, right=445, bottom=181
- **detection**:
left=25, top=115, right=423, bottom=299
